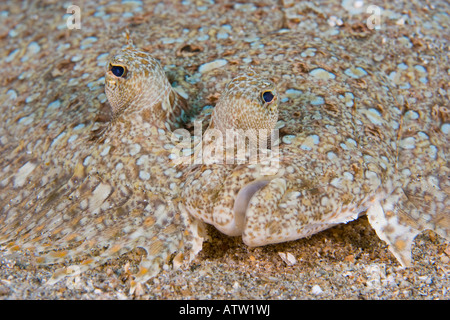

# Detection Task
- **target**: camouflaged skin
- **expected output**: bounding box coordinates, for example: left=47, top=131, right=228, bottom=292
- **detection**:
left=0, top=0, right=448, bottom=291
left=183, top=32, right=448, bottom=267
left=0, top=45, right=205, bottom=290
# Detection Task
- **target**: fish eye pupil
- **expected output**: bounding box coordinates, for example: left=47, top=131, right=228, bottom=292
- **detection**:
left=111, top=65, right=125, bottom=77
left=262, top=91, right=274, bottom=103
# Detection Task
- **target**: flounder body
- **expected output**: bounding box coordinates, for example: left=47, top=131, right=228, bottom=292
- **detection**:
left=0, top=1, right=448, bottom=296
left=182, top=33, right=448, bottom=267
left=0, top=45, right=204, bottom=288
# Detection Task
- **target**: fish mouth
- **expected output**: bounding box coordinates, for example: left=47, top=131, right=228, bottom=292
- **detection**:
left=227, top=179, right=272, bottom=236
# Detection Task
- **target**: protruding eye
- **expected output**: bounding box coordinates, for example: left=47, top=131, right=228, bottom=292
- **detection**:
left=110, top=64, right=126, bottom=78
left=262, top=91, right=275, bottom=103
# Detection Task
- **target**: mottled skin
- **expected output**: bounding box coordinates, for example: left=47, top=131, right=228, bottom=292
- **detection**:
left=0, top=7, right=448, bottom=292
left=183, top=71, right=280, bottom=236
left=208, top=70, right=278, bottom=146
left=182, top=33, right=449, bottom=267
left=0, top=45, right=204, bottom=290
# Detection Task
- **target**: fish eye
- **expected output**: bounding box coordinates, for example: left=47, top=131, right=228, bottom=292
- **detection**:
left=262, top=90, right=275, bottom=103
left=110, top=64, right=127, bottom=78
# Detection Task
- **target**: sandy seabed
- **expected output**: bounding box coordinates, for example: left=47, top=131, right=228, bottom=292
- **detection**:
left=0, top=0, right=449, bottom=300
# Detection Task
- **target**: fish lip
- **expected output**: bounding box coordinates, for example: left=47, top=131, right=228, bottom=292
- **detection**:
left=229, top=179, right=272, bottom=235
